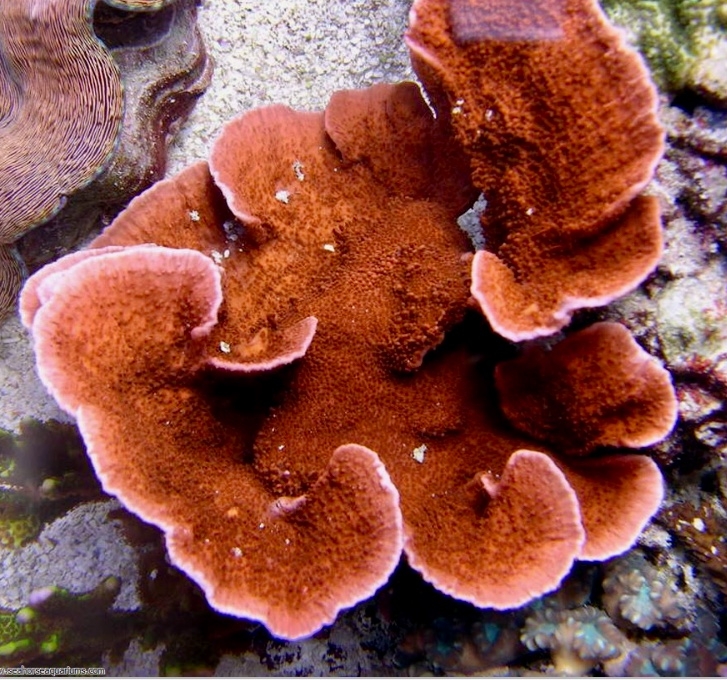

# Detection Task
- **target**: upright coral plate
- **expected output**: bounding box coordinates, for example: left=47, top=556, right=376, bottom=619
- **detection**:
left=406, top=0, right=665, bottom=339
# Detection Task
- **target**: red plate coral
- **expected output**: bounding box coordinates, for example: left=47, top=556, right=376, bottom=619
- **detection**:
left=21, top=0, right=676, bottom=640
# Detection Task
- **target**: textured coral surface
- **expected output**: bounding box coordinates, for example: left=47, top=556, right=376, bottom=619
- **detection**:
left=407, top=0, right=665, bottom=340
left=21, top=79, right=674, bottom=639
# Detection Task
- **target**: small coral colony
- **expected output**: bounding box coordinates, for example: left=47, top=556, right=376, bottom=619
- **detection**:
left=11, top=0, right=680, bottom=642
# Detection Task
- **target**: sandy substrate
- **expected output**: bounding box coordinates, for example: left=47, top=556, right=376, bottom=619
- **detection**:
left=0, top=0, right=413, bottom=433
left=168, top=0, right=414, bottom=171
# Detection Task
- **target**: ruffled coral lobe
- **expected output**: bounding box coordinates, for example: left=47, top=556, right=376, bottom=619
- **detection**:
left=406, top=0, right=665, bottom=340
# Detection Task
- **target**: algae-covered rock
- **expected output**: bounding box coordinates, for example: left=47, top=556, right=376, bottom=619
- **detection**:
left=0, top=420, right=104, bottom=548
left=601, top=0, right=727, bottom=102
left=0, top=501, right=142, bottom=613
left=657, top=260, right=727, bottom=381
left=0, top=576, right=135, bottom=667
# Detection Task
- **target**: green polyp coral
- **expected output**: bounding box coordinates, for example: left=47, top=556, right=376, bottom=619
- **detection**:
left=0, top=611, right=35, bottom=658
left=0, top=509, right=40, bottom=549
left=602, top=550, right=691, bottom=631
left=600, top=0, right=691, bottom=90
left=600, top=0, right=727, bottom=101
left=521, top=606, right=628, bottom=674
left=0, top=607, right=61, bottom=662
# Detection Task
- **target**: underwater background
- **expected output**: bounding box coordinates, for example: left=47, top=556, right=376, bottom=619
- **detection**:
left=1, top=0, right=726, bottom=675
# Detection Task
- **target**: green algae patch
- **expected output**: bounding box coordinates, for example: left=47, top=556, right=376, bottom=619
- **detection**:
left=0, top=577, right=136, bottom=667
left=0, top=610, right=34, bottom=658
left=0, top=510, right=41, bottom=549
left=0, top=440, right=41, bottom=548
left=602, top=0, right=727, bottom=102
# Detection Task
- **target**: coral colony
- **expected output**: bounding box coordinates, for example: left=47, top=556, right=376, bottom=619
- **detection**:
left=0, top=0, right=211, bottom=319
left=20, top=0, right=678, bottom=642
left=0, top=0, right=121, bottom=316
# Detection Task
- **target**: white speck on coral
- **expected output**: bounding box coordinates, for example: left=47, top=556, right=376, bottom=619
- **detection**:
left=258, top=523, right=265, bottom=530
left=189, top=210, right=200, bottom=221
left=223, top=249, right=230, bottom=258
left=210, top=250, right=223, bottom=264
left=275, top=189, right=290, bottom=203
left=485, top=109, right=494, bottom=121
left=278, top=444, right=285, bottom=450
left=219, top=341, right=231, bottom=353
left=323, top=243, right=335, bottom=252
left=293, top=160, right=305, bottom=181
left=231, top=547, right=243, bottom=557
left=693, top=517, right=706, bottom=531
left=285, top=538, right=291, bottom=545
left=412, top=444, right=427, bottom=463
left=526, top=207, right=535, bottom=216
left=711, top=545, right=719, bottom=555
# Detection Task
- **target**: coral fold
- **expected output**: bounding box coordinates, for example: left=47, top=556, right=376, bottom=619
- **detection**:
left=404, top=449, right=586, bottom=609
left=495, top=322, right=678, bottom=454
left=406, top=0, right=665, bottom=340
left=557, top=454, right=664, bottom=561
